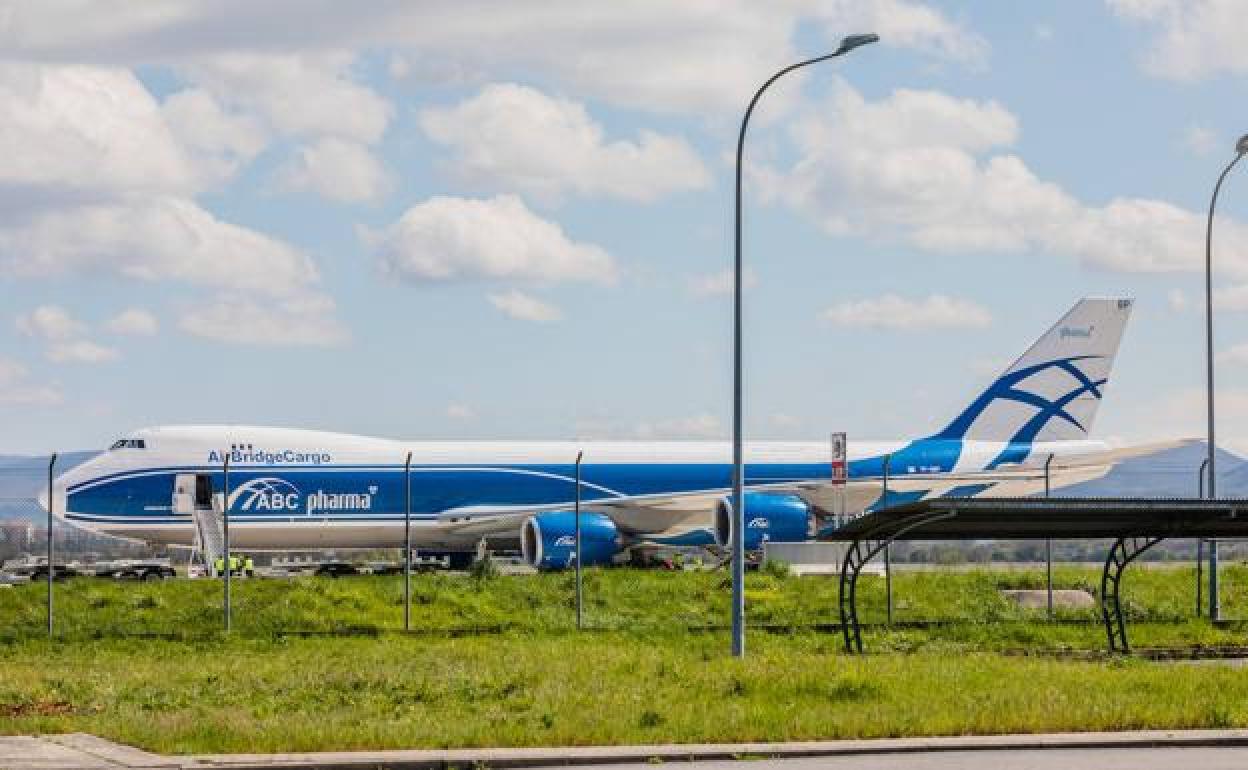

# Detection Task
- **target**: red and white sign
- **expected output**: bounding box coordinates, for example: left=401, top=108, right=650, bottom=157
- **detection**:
left=831, top=432, right=847, bottom=485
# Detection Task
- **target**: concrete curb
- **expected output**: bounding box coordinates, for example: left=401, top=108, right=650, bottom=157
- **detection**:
left=8, top=730, right=1248, bottom=769
left=180, top=730, right=1248, bottom=769
left=48, top=733, right=181, bottom=768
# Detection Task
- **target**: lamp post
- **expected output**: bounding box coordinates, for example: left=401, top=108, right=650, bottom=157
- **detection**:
left=731, top=33, right=879, bottom=658
left=1204, top=134, right=1248, bottom=623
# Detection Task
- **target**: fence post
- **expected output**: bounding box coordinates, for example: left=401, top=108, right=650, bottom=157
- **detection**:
left=1044, top=454, right=1053, bottom=620
left=883, top=454, right=892, bottom=626
left=404, top=450, right=413, bottom=632
left=1211, top=539, right=1221, bottom=622
left=1197, top=540, right=1204, bottom=618
left=222, top=451, right=231, bottom=633
left=1198, top=459, right=1207, bottom=618
left=575, top=450, right=584, bottom=630
left=46, top=452, right=57, bottom=638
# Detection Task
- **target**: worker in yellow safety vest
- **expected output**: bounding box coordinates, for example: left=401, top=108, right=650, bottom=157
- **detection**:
left=244, top=556, right=255, bottom=578
left=213, top=556, right=224, bottom=577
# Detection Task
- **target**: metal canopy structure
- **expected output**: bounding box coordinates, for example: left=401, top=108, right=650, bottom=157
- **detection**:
left=823, top=497, right=1248, bottom=654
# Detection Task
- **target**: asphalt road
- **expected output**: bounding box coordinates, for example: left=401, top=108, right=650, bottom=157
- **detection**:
left=597, top=747, right=1248, bottom=770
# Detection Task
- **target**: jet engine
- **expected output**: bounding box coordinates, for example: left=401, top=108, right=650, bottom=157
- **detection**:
left=714, top=492, right=813, bottom=550
left=521, top=511, right=623, bottom=570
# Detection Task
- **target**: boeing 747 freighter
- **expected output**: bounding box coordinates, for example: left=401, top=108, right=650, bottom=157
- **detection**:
left=43, top=298, right=1176, bottom=568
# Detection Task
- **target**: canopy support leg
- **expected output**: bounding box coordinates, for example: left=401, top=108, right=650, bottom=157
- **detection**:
left=837, top=510, right=958, bottom=655
left=839, top=538, right=884, bottom=654
left=1101, top=536, right=1164, bottom=654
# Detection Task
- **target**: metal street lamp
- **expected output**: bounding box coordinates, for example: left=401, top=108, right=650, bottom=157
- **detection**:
left=1204, top=133, right=1248, bottom=622
left=731, top=33, right=879, bottom=658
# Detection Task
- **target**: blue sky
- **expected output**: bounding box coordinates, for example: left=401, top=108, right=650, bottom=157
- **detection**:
left=2, top=0, right=1248, bottom=454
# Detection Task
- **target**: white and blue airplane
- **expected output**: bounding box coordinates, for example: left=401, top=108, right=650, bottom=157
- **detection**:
left=44, top=298, right=1173, bottom=568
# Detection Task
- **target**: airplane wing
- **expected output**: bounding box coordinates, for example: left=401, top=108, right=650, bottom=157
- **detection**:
left=434, top=438, right=1199, bottom=545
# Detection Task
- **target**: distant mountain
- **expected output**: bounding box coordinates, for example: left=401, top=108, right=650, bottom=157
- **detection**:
left=1056, top=441, right=1248, bottom=498
left=0, top=451, right=99, bottom=521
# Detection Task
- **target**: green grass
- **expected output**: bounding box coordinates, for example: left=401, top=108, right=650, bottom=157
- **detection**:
left=2, top=565, right=1248, bottom=753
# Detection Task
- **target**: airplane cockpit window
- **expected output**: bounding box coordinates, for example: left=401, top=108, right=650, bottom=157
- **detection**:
left=109, top=439, right=147, bottom=450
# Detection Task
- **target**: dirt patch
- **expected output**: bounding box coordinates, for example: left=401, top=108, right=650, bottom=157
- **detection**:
left=1001, top=589, right=1097, bottom=609
left=0, top=700, right=74, bottom=717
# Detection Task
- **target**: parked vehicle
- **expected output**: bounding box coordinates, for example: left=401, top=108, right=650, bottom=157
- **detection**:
left=92, top=560, right=177, bottom=581
left=313, top=561, right=361, bottom=578
left=27, top=564, right=82, bottom=581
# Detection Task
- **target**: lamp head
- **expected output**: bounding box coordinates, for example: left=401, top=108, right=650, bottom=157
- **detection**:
left=1236, top=134, right=1248, bottom=155
left=835, top=34, right=880, bottom=55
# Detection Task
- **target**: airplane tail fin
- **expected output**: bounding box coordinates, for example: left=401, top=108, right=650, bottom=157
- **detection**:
left=932, top=297, right=1133, bottom=444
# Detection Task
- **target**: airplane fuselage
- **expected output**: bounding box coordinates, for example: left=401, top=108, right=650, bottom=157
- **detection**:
left=50, top=426, right=1102, bottom=551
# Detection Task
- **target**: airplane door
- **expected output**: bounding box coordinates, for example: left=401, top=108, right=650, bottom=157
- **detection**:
left=172, top=473, right=215, bottom=515
left=172, top=473, right=196, bottom=515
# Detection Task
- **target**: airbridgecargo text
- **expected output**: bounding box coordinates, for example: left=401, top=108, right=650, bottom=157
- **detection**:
left=207, top=448, right=333, bottom=465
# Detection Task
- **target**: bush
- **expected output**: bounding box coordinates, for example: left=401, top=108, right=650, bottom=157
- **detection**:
left=469, top=555, right=499, bottom=582
left=762, top=559, right=791, bottom=579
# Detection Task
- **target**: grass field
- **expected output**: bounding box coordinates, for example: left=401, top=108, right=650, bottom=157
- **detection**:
left=3, top=564, right=1248, bottom=753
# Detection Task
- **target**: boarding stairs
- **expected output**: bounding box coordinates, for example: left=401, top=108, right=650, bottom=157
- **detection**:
left=191, top=497, right=226, bottom=575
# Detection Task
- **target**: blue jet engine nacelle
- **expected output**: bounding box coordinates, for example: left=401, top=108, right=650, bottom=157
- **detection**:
left=521, top=511, right=623, bottom=570
left=714, top=492, right=813, bottom=550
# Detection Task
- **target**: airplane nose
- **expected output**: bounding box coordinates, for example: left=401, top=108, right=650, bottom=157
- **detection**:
left=37, top=464, right=75, bottom=518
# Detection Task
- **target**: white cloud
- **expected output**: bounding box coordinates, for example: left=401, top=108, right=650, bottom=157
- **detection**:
left=822, top=293, right=992, bottom=330
left=688, top=268, right=757, bottom=298
left=770, top=412, right=801, bottom=429
left=1168, top=288, right=1189, bottom=312
left=274, top=137, right=392, bottom=203
left=180, top=52, right=392, bottom=143
left=835, top=0, right=987, bottom=66
left=0, top=194, right=321, bottom=297
left=1183, top=124, right=1217, bottom=157
left=446, top=403, right=476, bottom=420
left=0, top=357, right=62, bottom=406
left=105, top=308, right=159, bottom=336
left=161, top=88, right=268, bottom=186
left=16, top=305, right=86, bottom=341
left=635, top=413, right=724, bottom=439
left=0, top=62, right=194, bottom=195
left=759, top=80, right=1248, bottom=280
left=178, top=293, right=349, bottom=347
left=16, top=304, right=121, bottom=363
left=1148, top=386, right=1248, bottom=452
left=45, top=339, right=119, bottom=364
left=1107, top=0, right=1248, bottom=80
left=0, top=2, right=984, bottom=114
left=968, top=356, right=1007, bottom=378
left=388, top=54, right=411, bottom=80
left=420, top=83, right=710, bottom=203
left=1213, top=284, right=1248, bottom=311
left=373, top=195, right=617, bottom=286
left=1217, top=343, right=1248, bottom=366
left=0, top=61, right=345, bottom=338
left=486, top=290, right=564, bottom=322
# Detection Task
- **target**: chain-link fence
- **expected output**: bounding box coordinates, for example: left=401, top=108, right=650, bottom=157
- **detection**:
left=3, top=447, right=1247, bottom=645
